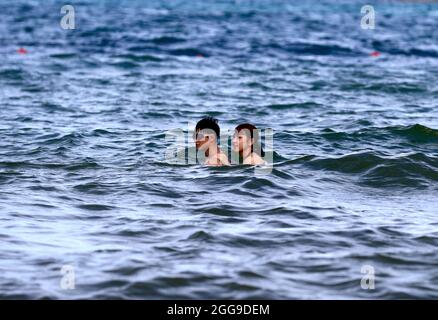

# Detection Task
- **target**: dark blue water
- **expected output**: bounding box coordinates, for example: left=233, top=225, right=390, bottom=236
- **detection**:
left=0, top=0, right=437, bottom=299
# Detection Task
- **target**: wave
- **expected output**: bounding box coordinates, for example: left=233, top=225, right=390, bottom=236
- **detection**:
left=168, top=48, right=207, bottom=57
left=320, top=124, right=438, bottom=143
left=112, top=53, right=162, bottom=62
left=49, top=53, right=77, bottom=59
left=0, top=159, right=101, bottom=171
left=35, top=132, right=84, bottom=146
left=371, top=40, right=438, bottom=58
left=266, top=102, right=322, bottom=110
left=0, top=68, right=28, bottom=82
left=280, top=42, right=356, bottom=56
left=305, top=151, right=438, bottom=187
left=339, top=82, right=427, bottom=94
left=150, top=36, right=186, bottom=45
left=391, top=124, right=438, bottom=142
left=109, top=61, right=141, bottom=69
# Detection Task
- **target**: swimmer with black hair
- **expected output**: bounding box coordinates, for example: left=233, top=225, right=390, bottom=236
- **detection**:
left=194, top=117, right=230, bottom=166
left=232, top=123, right=266, bottom=165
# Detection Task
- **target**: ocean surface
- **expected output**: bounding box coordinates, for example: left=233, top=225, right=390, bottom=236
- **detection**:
left=0, top=0, right=437, bottom=299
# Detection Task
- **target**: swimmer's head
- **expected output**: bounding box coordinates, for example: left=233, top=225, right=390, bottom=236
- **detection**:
left=194, top=117, right=220, bottom=151
left=233, top=123, right=265, bottom=157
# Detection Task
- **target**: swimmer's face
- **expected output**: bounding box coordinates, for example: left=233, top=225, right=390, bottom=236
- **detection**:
left=194, top=129, right=216, bottom=151
left=232, top=130, right=252, bottom=153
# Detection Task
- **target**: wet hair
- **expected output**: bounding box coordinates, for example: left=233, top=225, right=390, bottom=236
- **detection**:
left=235, top=123, right=265, bottom=157
left=195, top=117, right=220, bottom=139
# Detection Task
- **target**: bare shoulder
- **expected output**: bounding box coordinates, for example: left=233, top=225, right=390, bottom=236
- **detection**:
left=244, top=153, right=266, bottom=165
left=253, top=153, right=266, bottom=165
